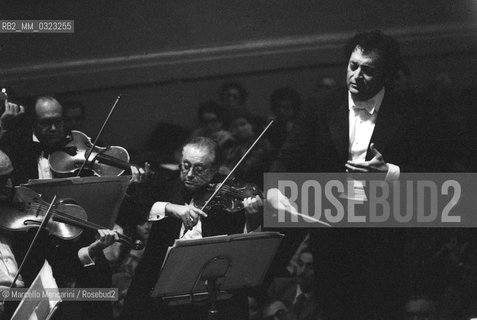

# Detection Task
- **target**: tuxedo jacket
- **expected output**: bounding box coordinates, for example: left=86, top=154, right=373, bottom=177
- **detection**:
left=270, top=88, right=425, bottom=173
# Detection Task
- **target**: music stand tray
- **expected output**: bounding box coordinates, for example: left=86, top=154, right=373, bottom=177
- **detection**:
left=151, top=231, right=283, bottom=312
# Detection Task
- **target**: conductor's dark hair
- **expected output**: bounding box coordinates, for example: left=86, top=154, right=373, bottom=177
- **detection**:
left=344, top=30, right=402, bottom=87
left=183, top=136, right=222, bottom=168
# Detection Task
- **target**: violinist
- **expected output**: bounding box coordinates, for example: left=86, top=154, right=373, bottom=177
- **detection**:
left=0, top=149, right=119, bottom=320
left=0, top=96, right=70, bottom=184
left=120, top=136, right=263, bottom=320
left=0, top=96, right=143, bottom=184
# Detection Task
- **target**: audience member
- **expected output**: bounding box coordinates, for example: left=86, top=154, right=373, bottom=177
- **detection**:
left=267, top=87, right=302, bottom=150
left=221, top=113, right=273, bottom=188
left=266, top=248, right=320, bottom=320
left=63, top=100, right=86, bottom=132
left=219, top=81, right=249, bottom=115
left=191, top=100, right=233, bottom=147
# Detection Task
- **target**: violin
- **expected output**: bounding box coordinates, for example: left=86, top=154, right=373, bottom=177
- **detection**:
left=192, top=120, right=274, bottom=215
left=191, top=178, right=261, bottom=214
left=0, top=186, right=144, bottom=250
left=49, top=130, right=131, bottom=177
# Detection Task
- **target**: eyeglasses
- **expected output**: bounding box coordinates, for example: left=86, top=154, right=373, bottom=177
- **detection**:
left=180, top=162, right=210, bottom=176
left=37, top=117, right=64, bottom=129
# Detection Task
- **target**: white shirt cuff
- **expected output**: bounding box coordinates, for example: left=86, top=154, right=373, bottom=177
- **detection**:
left=78, top=247, right=95, bottom=267
left=385, top=163, right=400, bottom=181
left=148, top=202, right=169, bottom=221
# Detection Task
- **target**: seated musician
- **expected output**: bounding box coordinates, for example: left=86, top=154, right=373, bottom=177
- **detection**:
left=120, top=136, right=263, bottom=320
left=0, top=96, right=143, bottom=184
left=0, top=96, right=129, bottom=319
left=0, top=149, right=119, bottom=319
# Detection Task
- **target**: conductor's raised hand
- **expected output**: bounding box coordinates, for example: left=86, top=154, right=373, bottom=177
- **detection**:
left=345, top=143, right=389, bottom=173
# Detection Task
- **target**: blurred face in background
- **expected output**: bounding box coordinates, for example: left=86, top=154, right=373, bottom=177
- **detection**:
left=296, top=251, right=314, bottom=293
left=221, top=87, right=243, bottom=110
left=200, top=112, right=223, bottom=133
left=136, top=221, right=152, bottom=241
left=230, top=117, right=254, bottom=141
left=64, top=106, right=84, bottom=132
left=272, top=99, right=296, bottom=120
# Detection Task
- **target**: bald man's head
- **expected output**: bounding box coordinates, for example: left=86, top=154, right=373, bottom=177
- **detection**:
left=33, top=96, right=66, bottom=147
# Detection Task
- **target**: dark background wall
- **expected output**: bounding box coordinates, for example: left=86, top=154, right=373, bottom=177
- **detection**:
left=0, top=0, right=476, bottom=152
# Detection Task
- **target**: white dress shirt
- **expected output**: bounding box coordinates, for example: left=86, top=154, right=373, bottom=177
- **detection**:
left=149, top=202, right=203, bottom=239
left=348, top=88, right=400, bottom=180
left=346, top=88, right=399, bottom=201
left=33, top=134, right=53, bottom=179
left=0, top=235, right=24, bottom=289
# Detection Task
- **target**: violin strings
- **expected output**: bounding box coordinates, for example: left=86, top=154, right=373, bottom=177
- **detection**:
left=219, top=185, right=252, bottom=198
left=34, top=203, right=102, bottom=230
left=33, top=203, right=130, bottom=243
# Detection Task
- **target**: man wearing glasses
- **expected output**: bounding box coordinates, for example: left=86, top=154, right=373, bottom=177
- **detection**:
left=121, top=136, right=262, bottom=320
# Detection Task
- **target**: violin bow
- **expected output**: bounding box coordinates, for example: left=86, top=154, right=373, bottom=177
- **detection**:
left=200, top=120, right=274, bottom=211
left=9, top=195, right=57, bottom=291
left=77, top=94, right=122, bottom=177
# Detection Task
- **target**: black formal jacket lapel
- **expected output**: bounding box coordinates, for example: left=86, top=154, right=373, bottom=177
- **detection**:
left=326, top=96, right=349, bottom=165
left=367, top=91, right=404, bottom=161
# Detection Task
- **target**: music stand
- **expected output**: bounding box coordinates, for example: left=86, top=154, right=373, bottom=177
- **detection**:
left=23, top=175, right=130, bottom=228
left=151, top=232, right=283, bottom=320
left=11, top=261, right=61, bottom=320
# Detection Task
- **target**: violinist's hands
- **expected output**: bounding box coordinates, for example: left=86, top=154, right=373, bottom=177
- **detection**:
left=345, top=143, right=388, bottom=174
left=102, top=224, right=125, bottom=263
left=0, top=99, right=24, bottom=131
left=243, top=195, right=263, bottom=215
left=88, top=229, right=119, bottom=259
left=165, top=203, right=207, bottom=230
left=130, top=162, right=152, bottom=183
left=243, top=195, right=263, bottom=232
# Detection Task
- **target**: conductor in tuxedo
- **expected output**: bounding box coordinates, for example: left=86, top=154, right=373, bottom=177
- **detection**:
left=269, top=31, right=425, bottom=319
